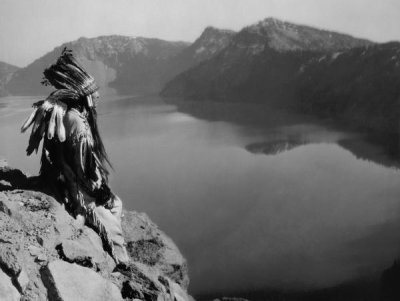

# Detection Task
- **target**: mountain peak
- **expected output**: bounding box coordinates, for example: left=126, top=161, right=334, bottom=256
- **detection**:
left=238, top=17, right=373, bottom=52
left=198, top=26, right=236, bottom=42
left=188, top=26, right=235, bottom=60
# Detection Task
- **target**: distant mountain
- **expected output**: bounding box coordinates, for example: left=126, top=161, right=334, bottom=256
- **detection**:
left=160, top=18, right=400, bottom=135
left=296, top=42, right=400, bottom=134
left=161, top=17, right=373, bottom=101
left=241, top=17, right=372, bottom=52
left=166, top=26, right=235, bottom=78
left=4, top=27, right=235, bottom=97
left=5, top=36, right=189, bottom=96
left=0, top=62, right=19, bottom=96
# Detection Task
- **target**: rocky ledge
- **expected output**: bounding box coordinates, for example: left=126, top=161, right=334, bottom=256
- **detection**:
left=0, top=160, right=192, bottom=301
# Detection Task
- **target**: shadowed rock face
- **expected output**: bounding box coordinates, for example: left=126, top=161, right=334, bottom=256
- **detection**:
left=0, top=161, right=192, bottom=301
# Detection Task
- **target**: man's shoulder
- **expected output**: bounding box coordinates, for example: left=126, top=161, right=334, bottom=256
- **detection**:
left=64, top=109, right=90, bottom=138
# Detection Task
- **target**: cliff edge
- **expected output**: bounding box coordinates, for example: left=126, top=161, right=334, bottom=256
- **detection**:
left=0, top=160, right=192, bottom=301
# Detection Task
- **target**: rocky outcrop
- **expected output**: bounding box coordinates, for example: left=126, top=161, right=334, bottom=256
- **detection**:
left=0, top=161, right=192, bottom=301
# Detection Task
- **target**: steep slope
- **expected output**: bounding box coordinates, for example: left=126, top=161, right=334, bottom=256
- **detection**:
left=297, top=42, right=400, bottom=134
left=0, top=61, right=19, bottom=96
left=6, top=36, right=189, bottom=96
left=166, top=26, right=235, bottom=79
left=161, top=17, right=373, bottom=101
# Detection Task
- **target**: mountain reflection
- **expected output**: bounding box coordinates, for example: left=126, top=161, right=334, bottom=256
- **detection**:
left=245, top=139, right=308, bottom=155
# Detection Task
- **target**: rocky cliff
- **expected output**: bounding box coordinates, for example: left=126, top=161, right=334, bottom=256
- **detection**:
left=0, top=160, right=192, bottom=301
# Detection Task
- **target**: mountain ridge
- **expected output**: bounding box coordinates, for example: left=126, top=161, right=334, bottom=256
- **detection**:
left=5, top=36, right=190, bottom=96
left=1, top=26, right=235, bottom=96
left=161, top=18, right=400, bottom=138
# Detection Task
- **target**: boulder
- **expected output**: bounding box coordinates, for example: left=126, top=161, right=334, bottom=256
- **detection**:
left=57, top=227, right=116, bottom=272
left=41, top=260, right=123, bottom=301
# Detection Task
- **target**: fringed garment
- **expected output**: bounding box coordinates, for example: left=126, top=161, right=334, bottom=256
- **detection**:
left=22, top=97, right=127, bottom=263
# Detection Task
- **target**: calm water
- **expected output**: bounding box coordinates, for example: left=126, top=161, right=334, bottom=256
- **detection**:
left=1, top=95, right=400, bottom=295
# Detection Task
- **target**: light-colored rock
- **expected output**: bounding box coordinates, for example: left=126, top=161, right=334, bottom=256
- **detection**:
left=60, top=227, right=108, bottom=260
left=28, top=245, right=41, bottom=257
left=59, top=227, right=116, bottom=273
left=171, top=281, right=192, bottom=301
left=42, top=260, right=123, bottom=301
left=16, top=269, right=30, bottom=292
left=0, top=179, right=12, bottom=189
left=0, top=268, right=20, bottom=301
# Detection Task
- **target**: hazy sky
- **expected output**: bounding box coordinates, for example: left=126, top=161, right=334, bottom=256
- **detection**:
left=1, top=0, right=400, bottom=67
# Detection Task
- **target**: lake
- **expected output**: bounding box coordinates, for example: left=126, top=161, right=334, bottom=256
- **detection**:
left=1, top=95, right=400, bottom=297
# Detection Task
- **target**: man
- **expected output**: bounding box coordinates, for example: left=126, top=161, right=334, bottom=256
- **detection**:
left=21, top=48, right=129, bottom=263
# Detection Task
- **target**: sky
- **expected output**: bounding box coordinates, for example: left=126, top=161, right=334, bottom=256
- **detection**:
left=1, top=0, right=400, bottom=67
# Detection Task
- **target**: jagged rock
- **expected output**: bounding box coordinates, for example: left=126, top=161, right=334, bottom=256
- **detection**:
left=57, top=227, right=116, bottom=272
left=114, top=262, right=163, bottom=301
left=36, top=254, right=48, bottom=263
left=16, top=269, right=30, bottom=293
left=0, top=244, right=22, bottom=276
left=122, top=211, right=189, bottom=289
left=0, top=268, right=20, bottom=301
left=170, top=281, right=193, bottom=301
left=41, top=260, right=123, bottom=301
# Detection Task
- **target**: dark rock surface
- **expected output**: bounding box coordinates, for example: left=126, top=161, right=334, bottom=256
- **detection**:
left=0, top=160, right=192, bottom=301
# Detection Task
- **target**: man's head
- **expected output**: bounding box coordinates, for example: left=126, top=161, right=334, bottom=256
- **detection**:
left=42, top=48, right=99, bottom=100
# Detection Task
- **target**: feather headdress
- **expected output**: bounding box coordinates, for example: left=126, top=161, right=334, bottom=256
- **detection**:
left=42, top=47, right=99, bottom=97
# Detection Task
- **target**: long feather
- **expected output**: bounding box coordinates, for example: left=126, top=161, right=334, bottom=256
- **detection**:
left=56, top=106, right=66, bottom=142
left=32, top=107, right=46, bottom=134
left=47, top=108, right=57, bottom=140
left=21, top=108, right=38, bottom=133
left=26, top=120, right=46, bottom=155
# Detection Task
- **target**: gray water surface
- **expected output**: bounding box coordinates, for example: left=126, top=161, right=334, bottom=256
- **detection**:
left=1, top=95, right=400, bottom=295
